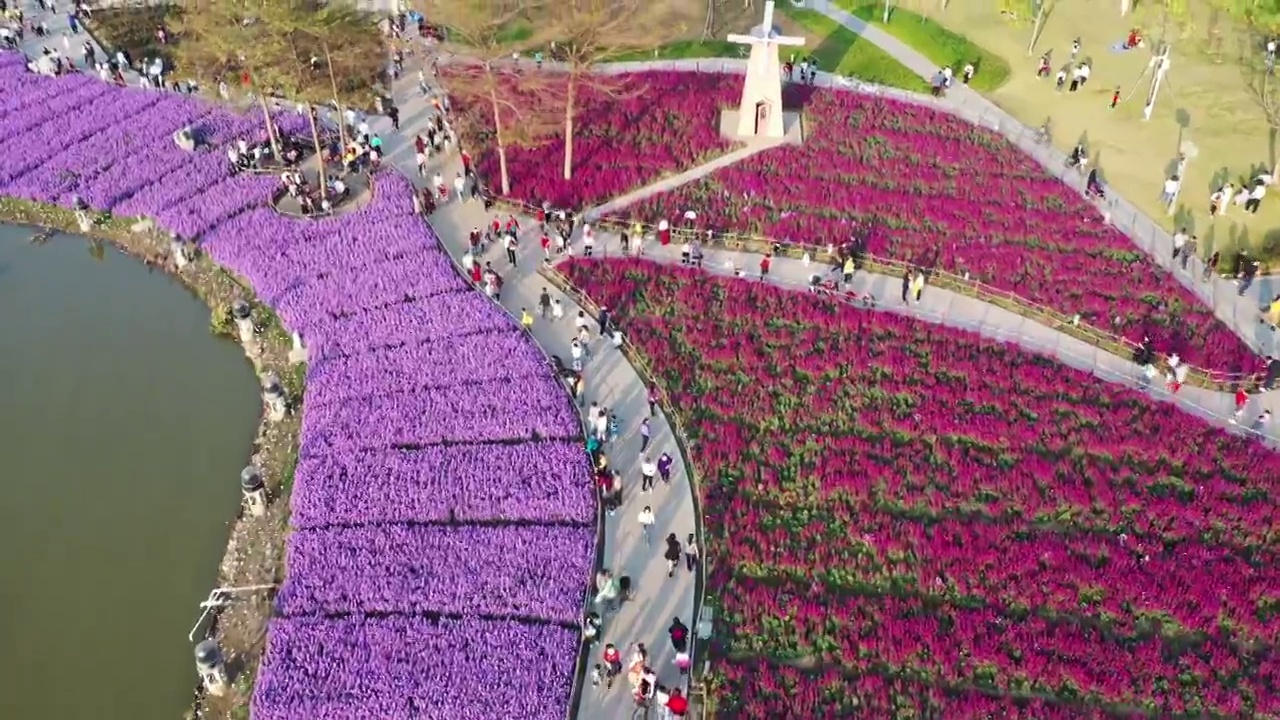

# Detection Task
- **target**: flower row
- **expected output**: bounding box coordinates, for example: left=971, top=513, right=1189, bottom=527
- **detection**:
left=289, top=441, right=595, bottom=527
left=277, top=523, right=594, bottom=622
left=252, top=615, right=578, bottom=720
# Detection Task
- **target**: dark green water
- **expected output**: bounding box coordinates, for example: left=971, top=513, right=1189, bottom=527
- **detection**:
left=0, top=225, right=261, bottom=719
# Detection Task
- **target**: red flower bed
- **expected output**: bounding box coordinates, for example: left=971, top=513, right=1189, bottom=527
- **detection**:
left=464, top=71, right=738, bottom=208
left=605, top=76, right=1255, bottom=375
left=561, top=258, right=1280, bottom=718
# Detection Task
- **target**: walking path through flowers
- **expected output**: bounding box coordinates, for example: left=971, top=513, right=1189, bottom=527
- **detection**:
left=366, top=80, right=701, bottom=720
left=19, top=3, right=1280, bottom=715
left=363, top=45, right=1280, bottom=717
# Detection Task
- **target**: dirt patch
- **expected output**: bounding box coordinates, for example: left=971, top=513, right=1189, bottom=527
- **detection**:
left=0, top=198, right=300, bottom=720
left=922, top=4, right=1280, bottom=260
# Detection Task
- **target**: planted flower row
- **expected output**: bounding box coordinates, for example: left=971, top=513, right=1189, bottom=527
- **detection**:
left=715, top=657, right=1130, bottom=719
left=252, top=615, right=579, bottom=720
left=290, top=441, right=594, bottom=528
left=277, top=523, right=595, bottom=623
left=0, top=55, right=594, bottom=719
left=561, top=258, right=1280, bottom=716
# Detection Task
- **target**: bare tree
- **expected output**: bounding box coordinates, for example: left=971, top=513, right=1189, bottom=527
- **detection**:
left=422, top=0, right=558, bottom=195
left=1240, top=16, right=1280, bottom=175
left=174, top=2, right=286, bottom=158
left=546, top=0, right=658, bottom=181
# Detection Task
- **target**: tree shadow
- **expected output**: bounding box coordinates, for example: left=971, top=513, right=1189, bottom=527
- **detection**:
left=1210, top=166, right=1233, bottom=192
left=1172, top=205, right=1196, bottom=233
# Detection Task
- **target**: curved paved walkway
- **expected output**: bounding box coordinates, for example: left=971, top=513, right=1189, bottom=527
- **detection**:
left=368, top=81, right=699, bottom=720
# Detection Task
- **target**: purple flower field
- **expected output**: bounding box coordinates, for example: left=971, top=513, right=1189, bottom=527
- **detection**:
left=0, top=56, right=594, bottom=719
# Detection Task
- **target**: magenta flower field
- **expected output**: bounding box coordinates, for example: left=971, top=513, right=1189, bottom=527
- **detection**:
left=487, top=71, right=1246, bottom=375
left=466, top=71, right=738, bottom=208
left=562, top=258, right=1280, bottom=718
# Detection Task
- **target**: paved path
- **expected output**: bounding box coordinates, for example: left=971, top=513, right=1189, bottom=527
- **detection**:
left=367, top=79, right=701, bottom=720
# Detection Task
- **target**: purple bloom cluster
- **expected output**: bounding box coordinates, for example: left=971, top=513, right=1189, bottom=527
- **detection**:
left=0, top=56, right=594, bottom=718
left=252, top=616, right=579, bottom=720
left=277, top=524, right=594, bottom=622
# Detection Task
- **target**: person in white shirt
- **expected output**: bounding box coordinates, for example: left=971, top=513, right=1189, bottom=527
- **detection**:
left=1162, top=176, right=1181, bottom=206
left=570, top=339, right=584, bottom=371
left=640, top=456, right=657, bottom=493
left=1171, top=228, right=1188, bottom=261
left=575, top=310, right=590, bottom=334
left=1253, top=409, right=1272, bottom=432
left=453, top=173, right=465, bottom=201
left=1247, top=182, right=1267, bottom=214
left=637, top=506, right=655, bottom=545
left=551, top=298, right=565, bottom=320
left=594, top=411, right=608, bottom=441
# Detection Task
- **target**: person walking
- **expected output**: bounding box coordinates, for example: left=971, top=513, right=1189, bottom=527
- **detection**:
left=520, top=307, right=534, bottom=330
left=911, top=269, right=925, bottom=303
left=647, top=389, right=658, bottom=417
left=1232, top=387, right=1249, bottom=424
left=538, top=288, right=552, bottom=318
left=641, top=455, right=657, bottom=493
left=602, top=643, right=623, bottom=689
left=684, top=532, right=699, bottom=572
left=1203, top=251, right=1220, bottom=282
left=664, top=534, right=682, bottom=577
left=657, top=452, right=674, bottom=485
left=504, top=232, right=518, bottom=266
left=611, top=470, right=624, bottom=516
left=599, top=305, right=611, bottom=335
left=638, top=505, right=655, bottom=545
left=666, top=688, right=690, bottom=718
left=900, top=267, right=911, bottom=303
left=668, top=617, right=689, bottom=653
left=640, top=418, right=652, bottom=452
left=552, top=297, right=565, bottom=320
left=598, top=469, right=616, bottom=516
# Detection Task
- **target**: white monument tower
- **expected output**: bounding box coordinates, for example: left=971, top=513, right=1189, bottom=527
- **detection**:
left=727, top=1, right=806, bottom=140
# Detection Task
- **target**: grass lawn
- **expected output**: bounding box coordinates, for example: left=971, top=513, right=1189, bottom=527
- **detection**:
left=917, top=2, right=1280, bottom=261
left=837, top=0, right=1010, bottom=91
left=614, top=40, right=746, bottom=62
left=83, top=5, right=181, bottom=69
left=778, top=7, right=930, bottom=92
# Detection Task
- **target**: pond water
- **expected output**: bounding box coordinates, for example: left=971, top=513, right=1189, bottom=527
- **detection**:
left=0, top=224, right=261, bottom=719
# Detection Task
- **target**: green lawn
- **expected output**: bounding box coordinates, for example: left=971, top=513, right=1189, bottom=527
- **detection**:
left=837, top=0, right=1010, bottom=91
left=84, top=5, right=182, bottom=69
left=780, top=7, right=929, bottom=92
left=615, top=40, right=746, bottom=62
